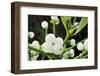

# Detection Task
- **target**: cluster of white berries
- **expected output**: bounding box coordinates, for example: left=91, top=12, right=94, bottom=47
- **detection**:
left=41, top=16, right=59, bottom=29
left=77, top=39, right=88, bottom=51
left=28, top=31, right=40, bottom=60
left=62, top=49, right=75, bottom=59
left=51, top=16, right=59, bottom=25
left=62, top=39, right=88, bottom=59
left=42, top=33, right=64, bottom=55
left=29, top=40, right=40, bottom=60
left=29, top=33, right=64, bottom=56
left=69, top=38, right=88, bottom=51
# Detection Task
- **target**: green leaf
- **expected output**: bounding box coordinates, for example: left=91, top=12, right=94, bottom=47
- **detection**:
left=73, top=17, right=88, bottom=36
left=61, top=16, right=67, bottom=31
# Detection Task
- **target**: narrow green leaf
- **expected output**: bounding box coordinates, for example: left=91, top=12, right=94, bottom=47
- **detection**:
left=73, top=17, right=88, bottom=35
left=61, top=16, right=67, bottom=31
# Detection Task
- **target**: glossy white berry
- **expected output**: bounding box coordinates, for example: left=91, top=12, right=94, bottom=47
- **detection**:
left=41, top=21, right=48, bottom=29
left=42, top=42, right=53, bottom=53
left=77, top=42, right=84, bottom=51
left=45, top=33, right=56, bottom=44
left=70, top=39, right=76, bottom=46
left=31, top=40, right=40, bottom=49
left=53, top=44, right=63, bottom=55
left=28, top=32, right=35, bottom=39
left=69, top=49, right=75, bottom=57
left=55, top=37, right=63, bottom=46
left=51, top=16, right=59, bottom=24
left=62, top=51, right=70, bottom=59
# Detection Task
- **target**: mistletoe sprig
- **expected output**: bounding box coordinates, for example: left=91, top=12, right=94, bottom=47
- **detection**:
left=28, top=16, right=88, bottom=61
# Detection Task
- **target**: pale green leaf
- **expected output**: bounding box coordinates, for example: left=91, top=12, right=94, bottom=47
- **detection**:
left=61, top=16, right=67, bottom=30
left=73, top=17, right=88, bottom=35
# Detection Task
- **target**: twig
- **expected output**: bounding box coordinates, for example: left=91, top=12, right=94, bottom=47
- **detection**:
left=28, top=44, right=59, bottom=57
